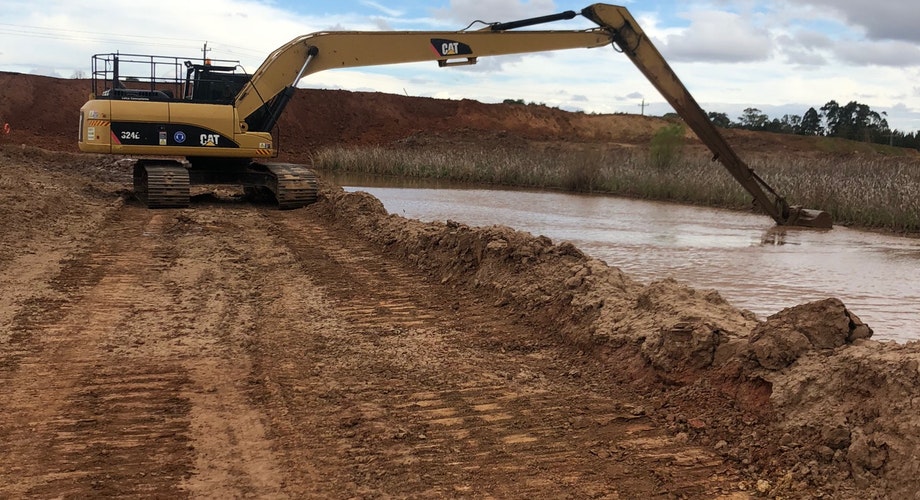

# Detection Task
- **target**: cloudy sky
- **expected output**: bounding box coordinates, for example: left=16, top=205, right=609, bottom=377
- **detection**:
left=2, top=0, right=919, bottom=132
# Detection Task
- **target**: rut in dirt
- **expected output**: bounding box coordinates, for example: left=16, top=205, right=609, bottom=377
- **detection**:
left=1, top=196, right=746, bottom=498
left=0, top=207, right=194, bottom=498
left=245, top=209, right=745, bottom=498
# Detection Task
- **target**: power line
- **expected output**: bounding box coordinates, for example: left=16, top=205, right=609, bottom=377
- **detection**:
left=0, top=23, right=200, bottom=47
left=0, top=22, right=264, bottom=57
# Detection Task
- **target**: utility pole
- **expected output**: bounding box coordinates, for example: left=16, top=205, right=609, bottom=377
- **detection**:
left=201, top=42, right=211, bottom=63
left=638, top=98, right=647, bottom=116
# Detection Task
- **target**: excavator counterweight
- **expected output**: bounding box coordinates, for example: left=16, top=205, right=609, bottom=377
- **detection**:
left=77, top=4, right=832, bottom=228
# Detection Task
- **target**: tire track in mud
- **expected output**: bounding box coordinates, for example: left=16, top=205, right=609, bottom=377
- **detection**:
left=254, top=209, right=743, bottom=498
left=0, top=208, right=194, bottom=498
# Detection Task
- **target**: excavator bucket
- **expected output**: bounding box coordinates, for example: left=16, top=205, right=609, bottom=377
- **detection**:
left=785, top=207, right=833, bottom=229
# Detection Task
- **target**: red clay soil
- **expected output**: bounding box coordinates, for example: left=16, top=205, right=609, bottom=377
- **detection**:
left=0, top=71, right=860, bottom=159
left=2, top=72, right=920, bottom=498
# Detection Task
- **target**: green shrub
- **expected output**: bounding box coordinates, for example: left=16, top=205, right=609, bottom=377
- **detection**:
left=649, top=124, right=685, bottom=171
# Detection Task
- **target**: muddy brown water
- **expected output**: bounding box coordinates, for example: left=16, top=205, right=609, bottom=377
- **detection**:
left=337, top=176, right=920, bottom=343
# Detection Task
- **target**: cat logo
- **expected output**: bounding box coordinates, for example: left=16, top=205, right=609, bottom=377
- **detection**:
left=441, top=42, right=460, bottom=55
left=430, top=38, right=472, bottom=58
left=200, top=133, right=220, bottom=146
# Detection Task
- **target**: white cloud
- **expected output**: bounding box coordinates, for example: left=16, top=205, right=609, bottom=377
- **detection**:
left=834, top=40, right=920, bottom=67
left=431, top=0, right=557, bottom=27
left=792, top=0, right=919, bottom=43
left=2, top=0, right=920, bottom=132
left=360, top=1, right=404, bottom=18
left=657, top=10, right=773, bottom=63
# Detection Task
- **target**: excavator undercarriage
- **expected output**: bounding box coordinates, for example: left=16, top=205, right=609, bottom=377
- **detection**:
left=78, top=3, right=832, bottom=228
left=131, top=159, right=318, bottom=209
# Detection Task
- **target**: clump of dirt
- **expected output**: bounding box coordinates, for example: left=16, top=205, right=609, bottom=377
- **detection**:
left=315, top=182, right=920, bottom=498
left=749, top=298, right=872, bottom=370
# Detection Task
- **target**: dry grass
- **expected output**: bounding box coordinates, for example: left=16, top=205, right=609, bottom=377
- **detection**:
left=754, top=155, right=920, bottom=231
left=313, top=143, right=920, bottom=232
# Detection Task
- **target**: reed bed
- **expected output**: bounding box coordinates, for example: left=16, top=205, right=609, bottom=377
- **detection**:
left=313, top=144, right=920, bottom=233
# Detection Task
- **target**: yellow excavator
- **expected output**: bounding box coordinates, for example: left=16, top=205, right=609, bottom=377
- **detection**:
left=78, top=3, right=831, bottom=228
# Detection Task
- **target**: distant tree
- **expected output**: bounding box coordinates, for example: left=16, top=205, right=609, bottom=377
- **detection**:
left=71, top=70, right=86, bottom=79
left=820, top=100, right=842, bottom=137
left=695, top=99, right=907, bottom=147
left=900, top=130, right=920, bottom=149
left=821, top=100, right=889, bottom=142
left=799, top=107, right=822, bottom=136
left=707, top=111, right=732, bottom=128
left=780, top=114, right=802, bottom=134
left=738, top=107, right=769, bottom=130
left=761, top=115, right=800, bottom=134
left=865, top=108, right=890, bottom=143
left=503, top=98, right=525, bottom=105
left=763, top=118, right=783, bottom=133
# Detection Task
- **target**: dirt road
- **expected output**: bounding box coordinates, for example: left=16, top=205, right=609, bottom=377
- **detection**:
left=5, top=145, right=920, bottom=498
left=0, top=148, right=749, bottom=497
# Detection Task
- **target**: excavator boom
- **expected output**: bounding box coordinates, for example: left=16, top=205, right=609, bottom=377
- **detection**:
left=581, top=5, right=831, bottom=228
left=236, top=30, right=612, bottom=130
left=77, top=3, right=832, bottom=228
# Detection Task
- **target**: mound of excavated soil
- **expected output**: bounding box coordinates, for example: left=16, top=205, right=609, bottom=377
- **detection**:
left=315, top=183, right=920, bottom=498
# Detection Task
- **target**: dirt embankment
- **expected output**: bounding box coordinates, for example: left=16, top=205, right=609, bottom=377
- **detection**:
left=2, top=71, right=920, bottom=496
left=317, top=184, right=920, bottom=497
left=0, top=71, right=673, bottom=157
left=0, top=71, right=876, bottom=161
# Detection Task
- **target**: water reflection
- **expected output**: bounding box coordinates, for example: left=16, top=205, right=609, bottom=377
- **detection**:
left=334, top=174, right=920, bottom=343
left=760, top=227, right=793, bottom=246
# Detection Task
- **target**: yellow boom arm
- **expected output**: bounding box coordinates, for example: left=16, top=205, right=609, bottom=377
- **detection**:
left=581, top=5, right=830, bottom=228
left=236, top=30, right=611, bottom=121
left=232, top=4, right=830, bottom=228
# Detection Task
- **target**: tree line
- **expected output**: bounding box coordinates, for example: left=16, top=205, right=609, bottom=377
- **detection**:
left=705, top=100, right=920, bottom=150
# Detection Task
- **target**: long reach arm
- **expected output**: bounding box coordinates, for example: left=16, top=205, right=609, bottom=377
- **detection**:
left=581, top=5, right=831, bottom=228
left=234, top=4, right=830, bottom=227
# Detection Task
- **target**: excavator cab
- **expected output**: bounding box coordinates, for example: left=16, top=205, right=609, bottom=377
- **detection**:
left=182, top=61, right=250, bottom=103
left=89, top=53, right=249, bottom=104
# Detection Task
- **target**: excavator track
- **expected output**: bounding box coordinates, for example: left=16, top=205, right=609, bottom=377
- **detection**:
left=133, top=161, right=190, bottom=208
left=261, top=162, right=318, bottom=210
